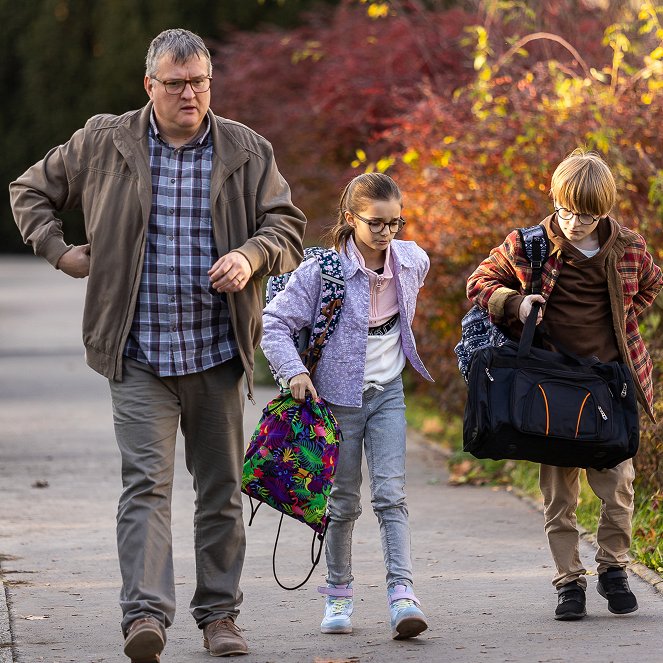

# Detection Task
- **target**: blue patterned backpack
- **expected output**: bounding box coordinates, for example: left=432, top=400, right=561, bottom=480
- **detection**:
left=265, top=246, right=345, bottom=385
left=454, top=225, right=549, bottom=382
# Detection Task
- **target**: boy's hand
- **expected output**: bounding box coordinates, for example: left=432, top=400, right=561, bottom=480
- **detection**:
left=289, top=373, right=318, bottom=402
left=518, top=294, right=546, bottom=324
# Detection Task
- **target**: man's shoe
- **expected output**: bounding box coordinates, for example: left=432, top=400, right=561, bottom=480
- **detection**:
left=203, top=617, right=248, bottom=657
left=318, top=584, right=354, bottom=634
left=554, top=581, right=587, bottom=621
left=123, top=617, right=165, bottom=663
left=597, top=567, right=638, bottom=614
left=387, top=584, right=428, bottom=640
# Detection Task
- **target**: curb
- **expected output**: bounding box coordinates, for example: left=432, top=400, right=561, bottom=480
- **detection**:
left=409, top=428, right=663, bottom=596
left=0, top=573, right=14, bottom=663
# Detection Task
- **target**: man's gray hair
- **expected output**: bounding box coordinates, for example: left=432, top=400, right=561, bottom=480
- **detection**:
left=145, top=28, right=212, bottom=77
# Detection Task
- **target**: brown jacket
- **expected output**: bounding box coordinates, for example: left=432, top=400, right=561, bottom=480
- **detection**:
left=9, top=103, right=306, bottom=396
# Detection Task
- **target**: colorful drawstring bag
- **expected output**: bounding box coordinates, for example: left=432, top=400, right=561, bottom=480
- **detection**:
left=242, top=393, right=342, bottom=589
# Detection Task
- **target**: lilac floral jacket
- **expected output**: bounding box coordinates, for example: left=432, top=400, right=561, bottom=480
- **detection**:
left=261, top=238, right=433, bottom=407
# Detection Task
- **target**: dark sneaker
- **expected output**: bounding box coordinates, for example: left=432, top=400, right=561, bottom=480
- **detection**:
left=597, top=567, right=638, bottom=614
left=123, top=616, right=166, bottom=663
left=203, top=617, right=248, bottom=657
left=554, top=581, right=587, bottom=621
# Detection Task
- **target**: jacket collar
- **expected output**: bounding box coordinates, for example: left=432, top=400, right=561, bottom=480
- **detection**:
left=541, top=213, right=628, bottom=260
left=120, top=103, right=250, bottom=201
left=340, top=238, right=414, bottom=278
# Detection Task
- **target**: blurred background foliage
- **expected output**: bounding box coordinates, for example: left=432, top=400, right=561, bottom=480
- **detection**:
left=2, top=0, right=662, bottom=569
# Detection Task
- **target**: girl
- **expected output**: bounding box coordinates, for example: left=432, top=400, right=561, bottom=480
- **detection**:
left=261, top=172, right=433, bottom=640
left=466, top=149, right=663, bottom=621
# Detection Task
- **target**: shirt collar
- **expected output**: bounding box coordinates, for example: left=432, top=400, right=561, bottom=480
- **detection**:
left=347, top=236, right=394, bottom=278
left=149, top=110, right=211, bottom=147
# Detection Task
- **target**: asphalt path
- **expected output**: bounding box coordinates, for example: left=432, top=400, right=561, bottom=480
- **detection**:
left=1, top=255, right=662, bottom=663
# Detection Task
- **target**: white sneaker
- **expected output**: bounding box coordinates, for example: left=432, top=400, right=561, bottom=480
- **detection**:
left=318, top=584, right=353, bottom=634
left=387, top=584, right=428, bottom=640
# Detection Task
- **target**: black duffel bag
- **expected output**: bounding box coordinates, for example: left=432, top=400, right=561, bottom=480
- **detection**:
left=463, top=303, right=639, bottom=469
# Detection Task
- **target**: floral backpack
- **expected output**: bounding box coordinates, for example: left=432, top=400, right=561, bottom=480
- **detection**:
left=242, top=247, right=345, bottom=589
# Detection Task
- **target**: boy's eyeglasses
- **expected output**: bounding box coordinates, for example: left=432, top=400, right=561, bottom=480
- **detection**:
left=554, top=206, right=601, bottom=226
left=349, top=210, right=406, bottom=234
left=152, top=76, right=212, bottom=95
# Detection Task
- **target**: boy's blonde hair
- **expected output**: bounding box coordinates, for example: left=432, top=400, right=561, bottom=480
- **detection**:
left=549, top=148, right=616, bottom=217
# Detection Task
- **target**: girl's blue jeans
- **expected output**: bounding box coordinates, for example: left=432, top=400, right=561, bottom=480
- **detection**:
left=326, top=376, right=413, bottom=589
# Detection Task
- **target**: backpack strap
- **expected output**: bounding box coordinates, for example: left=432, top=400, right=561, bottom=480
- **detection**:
left=517, top=225, right=549, bottom=295
left=300, top=247, right=345, bottom=377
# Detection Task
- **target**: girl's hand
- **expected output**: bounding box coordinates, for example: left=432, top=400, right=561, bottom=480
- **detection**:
left=289, top=373, right=318, bottom=402
left=518, top=294, right=546, bottom=324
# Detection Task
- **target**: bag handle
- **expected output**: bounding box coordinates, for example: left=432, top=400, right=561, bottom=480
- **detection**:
left=517, top=302, right=598, bottom=367
left=272, top=514, right=328, bottom=591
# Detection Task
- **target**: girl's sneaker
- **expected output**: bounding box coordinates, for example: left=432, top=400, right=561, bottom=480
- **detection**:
left=387, top=584, right=428, bottom=640
left=318, top=584, right=354, bottom=634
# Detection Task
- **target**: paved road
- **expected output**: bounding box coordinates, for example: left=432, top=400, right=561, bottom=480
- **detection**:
left=1, top=255, right=662, bottom=663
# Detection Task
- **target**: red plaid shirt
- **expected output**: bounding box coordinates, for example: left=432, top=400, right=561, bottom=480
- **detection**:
left=467, top=216, right=663, bottom=419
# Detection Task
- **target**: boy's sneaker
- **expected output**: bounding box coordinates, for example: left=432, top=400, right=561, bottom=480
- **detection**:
left=318, top=584, right=353, bottom=634
left=554, top=581, right=586, bottom=620
left=597, top=567, right=638, bottom=614
left=387, top=584, right=428, bottom=640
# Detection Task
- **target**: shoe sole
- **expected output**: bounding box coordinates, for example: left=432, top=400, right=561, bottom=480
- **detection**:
left=320, top=625, right=353, bottom=634
left=203, top=638, right=248, bottom=656
left=124, top=628, right=164, bottom=662
left=392, top=615, right=428, bottom=640
left=596, top=584, right=639, bottom=615
left=554, top=610, right=586, bottom=621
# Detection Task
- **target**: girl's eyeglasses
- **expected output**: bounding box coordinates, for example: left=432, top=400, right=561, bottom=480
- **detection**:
left=554, top=206, right=601, bottom=226
left=349, top=210, right=406, bottom=234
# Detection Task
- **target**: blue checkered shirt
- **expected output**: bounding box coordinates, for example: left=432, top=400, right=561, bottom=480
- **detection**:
left=124, top=115, right=238, bottom=375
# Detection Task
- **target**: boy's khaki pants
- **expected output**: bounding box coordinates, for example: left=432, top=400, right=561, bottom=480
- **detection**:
left=539, top=459, right=635, bottom=590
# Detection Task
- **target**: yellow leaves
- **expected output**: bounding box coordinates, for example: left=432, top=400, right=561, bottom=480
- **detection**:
left=474, top=54, right=487, bottom=71
left=590, top=67, right=609, bottom=83
left=351, top=148, right=394, bottom=173
left=402, top=148, right=419, bottom=165
left=376, top=156, right=395, bottom=172
left=432, top=150, right=452, bottom=168
left=360, top=0, right=390, bottom=19
left=478, top=66, right=492, bottom=82
left=650, top=46, right=663, bottom=60
left=351, top=148, right=367, bottom=168
left=291, top=40, right=324, bottom=64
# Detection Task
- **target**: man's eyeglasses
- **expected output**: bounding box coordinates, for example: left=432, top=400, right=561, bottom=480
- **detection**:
left=152, top=76, right=212, bottom=95
left=349, top=210, right=406, bottom=234
left=554, top=206, right=601, bottom=226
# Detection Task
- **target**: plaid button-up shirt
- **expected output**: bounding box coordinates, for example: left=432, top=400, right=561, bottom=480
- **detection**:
left=124, top=115, right=238, bottom=375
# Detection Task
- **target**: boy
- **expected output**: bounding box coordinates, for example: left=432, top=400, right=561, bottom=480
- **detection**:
left=466, top=149, right=663, bottom=619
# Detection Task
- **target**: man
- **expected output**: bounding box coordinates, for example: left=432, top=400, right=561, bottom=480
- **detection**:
left=10, top=28, right=306, bottom=662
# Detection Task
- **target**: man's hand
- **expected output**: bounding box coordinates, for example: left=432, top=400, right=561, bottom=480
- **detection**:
left=56, top=244, right=90, bottom=278
left=518, top=294, right=546, bottom=324
left=289, top=373, right=318, bottom=402
left=208, top=251, right=252, bottom=293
